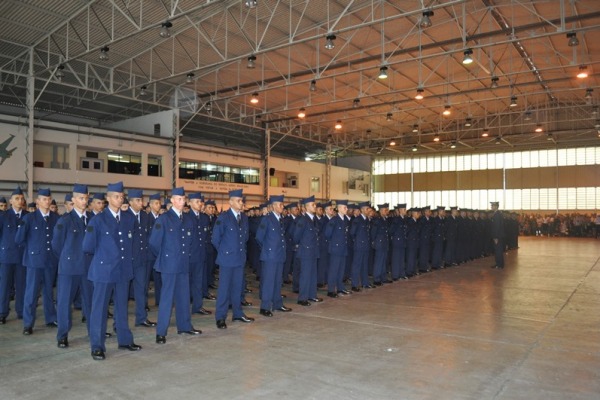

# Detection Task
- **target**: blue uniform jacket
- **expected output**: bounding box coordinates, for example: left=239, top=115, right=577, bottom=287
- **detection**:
left=370, top=216, right=389, bottom=250
left=146, top=212, right=159, bottom=262
left=491, top=211, right=505, bottom=239
left=407, top=217, right=421, bottom=243
left=15, top=209, right=58, bottom=269
left=148, top=208, right=194, bottom=274
left=255, top=212, right=286, bottom=262
left=211, top=209, right=249, bottom=268
left=83, top=208, right=135, bottom=283
left=324, top=214, right=348, bottom=256
left=292, top=214, right=319, bottom=259
left=127, top=208, right=149, bottom=267
left=189, top=211, right=210, bottom=260
left=350, top=214, right=370, bottom=252
left=390, top=215, right=408, bottom=247
left=419, top=216, right=433, bottom=242
left=52, top=209, right=92, bottom=275
left=0, top=208, right=27, bottom=264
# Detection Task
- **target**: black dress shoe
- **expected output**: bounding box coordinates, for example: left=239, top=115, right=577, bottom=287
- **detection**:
left=351, top=286, right=361, bottom=292
left=216, top=319, right=227, bottom=329
left=316, top=283, right=324, bottom=289
left=233, top=315, right=254, bottom=323
left=363, top=284, right=375, bottom=289
left=327, top=292, right=338, bottom=298
left=57, top=337, right=69, bottom=348
left=91, top=349, right=105, bottom=360
left=81, top=316, right=87, bottom=323
left=373, top=281, right=383, bottom=286
left=338, top=289, right=351, bottom=295
left=156, top=335, right=166, bottom=344
left=259, top=309, right=273, bottom=317
left=177, top=328, right=202, bottom=335
left=23, top=327, right=33, bottom=335
left=203, top=293, right=216, bottom=300
left=105, top=332, right=113, bottom=338
left=296, top=300, right=311, bottom=307
left=145, top=306, right=150, bottom=312
left=244, top=288, right=253, bottom=294
left=107, top=311, right=113, bottom=318
left=283, top=280, right=292, bottom=285
left=118, top=343, right=142, bottom=351
left=308, top=297, right=323, bottom=303
left=383, top=279, right=393, bottom=284
left=46, top=321, right=58, bottom=328
left=281, top=294, right=287, bottom=298
left=292, top=290, right=299, bottom=294
left=136, top=319, right=157, bottom=327
left=0, top=317, right=6, bottom=324
left=401, top=276, right=409, bottom=280
left=276, top=305, right=292, bottom=312
left=193, top=308, right=212, bottom=315
left=208, top=284, right=218, bottom=290
left=241, top=300, right=253, bottom=307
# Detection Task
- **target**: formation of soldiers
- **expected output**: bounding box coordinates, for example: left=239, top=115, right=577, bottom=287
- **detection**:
left=0, top=183, right=516, bottom=361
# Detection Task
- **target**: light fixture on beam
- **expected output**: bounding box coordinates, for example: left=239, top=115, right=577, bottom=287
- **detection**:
left=495, top=136, right=502, bottom=144
left=334, top=120, right=342, bottom=130
left=205, top=102, right=212, bottom=112
left=567, top=31, right=579, bottom=47
left=139, top=85, right=147, bottom=96
left=462, top=48, right=473, bottom=65
left=250, top=92, right=259, bottom=104
left=55, top=65, right=65, bottom=81
left=353, top=98, right=360, bottom=108
left=245, top=0, right=257, bottom=8
left=433, top=133, right=440, bottom=142
left=577, top=65, right=589, bottom=79
left=450, top=141, right=457, bottom=149
left=324, top=34, right=336, bottom=50
left=378, top=66, right=388, bottom=79
left=592, top=106, right=599, bottom=116
left=389, top=139, right=396, bottom=146
left=159, top=21, right=173, bottom=38
left=546, top=133, right=553, bottom=141
left=99, top=46, right=109, bottom=61
left=411, top=144, right=418, bottom=152
left=386, top=113, right=393, bottom=121
left=585, top=88, right=593, bottom=101
left=247, top=55, right=256, bottom=69
left=420, top=10, right=434, bottom=29
left=491, top=76, right=499, bottom=88
left=535, top=123, right=543, bottom=133
left=412, top=124, right=419, bottom=133
left=464, top=118, right=472, bottom=127
left=309, top=79, right=317, bottom=92
left=415, top=88, right=424, bottom=100
left=442, top=105, right=451, bottom=116
left=186, top=73, right=195, bottom=83
left=524, top=111, right=532, bottom=120
left=298, top=108, right=306, bottom=119
left=509, top=96, right=518, bottom=107
left=481, top=128, right=489, bottom=137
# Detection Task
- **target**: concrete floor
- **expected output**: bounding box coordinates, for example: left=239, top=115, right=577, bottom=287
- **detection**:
left=1, top=237, right=599, bottom=400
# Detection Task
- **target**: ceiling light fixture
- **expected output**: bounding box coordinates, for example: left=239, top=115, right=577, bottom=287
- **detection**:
left=389, top=140, right=396, bottom=146
left=247, top=55, right=256, bottom=69
left=298, top=108, right=306, bottom=119
left=592, top=106, right=599, bottom=116
left=139, top=85, right=147, bottom=96
left=412, top=144, right=418, bottom=152
left=205, top=102, right=212, bottom=112
left=465, top=118, right=472, bottom=127
left=567, top=31, right=579, bottom=47
left=245, top=0, right=257, bottom=8
left=353, top=98, right=360, bottom=108
left=324, top=34, right=336, bottom=50
left=585, top=88, right=593, bottom=100
left=415, top=88, right=424, bottom=100
left=495, top=136, right=501, bottom=144
left=412, top=124, right=419, bottom=133
left=378, top=66, right=388, bottom=79
left=450, top=141, right=457, bottom=149
left=250, top=92, right=259, bottom=104
left=386, top=113, right=393, bottom=121
left=99, top=46, right=109, bottom=61
left=509, top=96, right=518, bottom=107
left=491, top=76, right=499, bottom=88
left=535, top=124, right=543, bottom=133
left=334, top=120, right=342, bottom=130
left=462, top=48, right=473, bottom=65
left=433, top=133, right=440, bottom=142
left=420, top=10, right=434, bottom=29
left=309, top=79, right=317, bottom=92
left=481, top=128, right=489, bottom=137
left=524, top=111, right=532, bottom=120
left=55, top=65, right=65, bottom=81
left=442, top=105, right=451, bottom=116
left=159, top=21, right=173, bottom=38
left=186, top=73, right=195, bottom=83
left=547, top=133, right=553, bottom=141
left=577, top=65, right=589, bottom=79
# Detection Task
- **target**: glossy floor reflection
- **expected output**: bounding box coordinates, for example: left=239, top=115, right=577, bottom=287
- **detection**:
left=1, top=237, right=599, bottom=399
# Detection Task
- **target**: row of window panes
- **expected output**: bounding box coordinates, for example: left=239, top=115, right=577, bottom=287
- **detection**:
left=373, top=187, right=600, bottom=210
left=179, top=161, right=259, bottom=176
left=373, top=146, right=600, bottom=175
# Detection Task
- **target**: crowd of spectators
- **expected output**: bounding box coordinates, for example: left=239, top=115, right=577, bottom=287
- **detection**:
left=519, top=213, right=600, bottom=238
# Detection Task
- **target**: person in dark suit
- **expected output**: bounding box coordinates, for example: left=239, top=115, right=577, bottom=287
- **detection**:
left=324, top=200, right=350, bottom=297
left=350, top=201, right=371, bottom=290
left=52, top=184, right=93, bottom=348
left=211, top=189, right=253, bottom=329
left=431, top=206, right=446, bottom=270
left=371, top=203, right=391, bottom=285
left=126, top=189, right=156, bottom=328
left=255, top=195, right=292, bottom=316
left=83, top=181, right=141, bottom=361
left=389, top=203, right=408, bottom=280
left=282, top=202, right=299, bottom=285
left=490, top=201, right=505, bottom=269
left=444, top=207, right=459, bottom=266
left=418, top=206, right=433, bottom=273
left=149, top=187, right=201, bottom=344
left=406, top=208, right=421, bottom=277
left=203, top=199, right=217, bottom=298
left=16, top=188, right=58, bottom=334
left=0, top=187, right=27, bottom=324
left=188, top=192, right=211, bottom=316
left=147, top=193, right=162, bottom=307
left=292, top=196, right=322, bottom=306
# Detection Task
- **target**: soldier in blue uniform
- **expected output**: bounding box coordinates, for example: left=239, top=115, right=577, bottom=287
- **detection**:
left=255, top=195, right=292, bottom=316
left=444, top=207, right=459, bottom=266
left=389, top=203, right=408, bottom=280
left=316, top=201, right=334, bottom=288
left=282, top=202, right=299, bottom=285
left=63, top=193, right=74, bottom=214
left=203, top=199, right=217, bottom=298
left=292, top=195, right=322, bottom=306
left=83, top=181, right=141, bottom=360
left=212, top=189, right=253, bottom=329
left=149, top=187, right=201, bottom=344
left=324, top=200, right=350, bottom=297
left=0, top=197, right=6, bottom=212
left=431, top=206, right=446, bottom=270
left=490, top=201, right=505, bottom=269
left=52, top=184, right=93, bottom=348
left=406, top=208, right=421, bottom=277
left=188, top=192, right=212, bottom=316
left=371, top=203, right=391, bottom=285
left=344, top=204, right=356, bottom=282
left=16, top=188, right=58, bottom=334
left=350, top=201, right=371, bottom=291
left=0, top=187, right=27, bottom=324
left=147, top=193, right=162, bottom=307
left=418, top=206, right=433, bottom=273
left=126, top=189, right=156, bottom=328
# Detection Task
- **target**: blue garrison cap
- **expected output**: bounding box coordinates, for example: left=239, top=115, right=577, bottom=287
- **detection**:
left=229, top=189, right=243, bottom=198
left=437, top=206, right=445, bottom=211
left=423, top=206, right=431, bottom=211
left=377, top=203, right=389, bottom=209
left=92, top=193, right=104, bottom=201
left=0, top=197, right=6, bottom=203
left=490, top=201, right=499, bottom=206
left=107, top=181, right=124, bottom=193
left=188, top=192, right=202, bottom=200
left=171, top=187, right=185, bottom=196
left=259, top=203, right=269, bottom=209
left=300, top=195, right=315, bottom=205
left=27, top=202, right=36, bottom=208
left=336, top=199, right=348, bottom=206
left=38, top=188, right=51, bottom=197
left=348, top=204, right=359, bottom=210
left=50, top=199, right=57, bottom=205
left=285, top=202, right=298, bottom=210
left=128, top=189, right=143, bottom=199
left=64, top=194, right=72, bottom=202
left=358, top=201, right=370, bottom=208
left=316, top=203, right=324, bottom=208
left=205, top=200, right=215, bottom=206
left=322, top=201, right=332, bottom=208
left=269, top=195, right=284, bottom=204
left=73, top=184, right=88, bottom=195
left=11, top=187, right=23, bottom=196
left=398, top=203, right=407, bottom=209
left=149, top=193, right=161, bottom=201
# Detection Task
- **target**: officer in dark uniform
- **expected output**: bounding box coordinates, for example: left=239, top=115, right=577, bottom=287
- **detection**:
left=255, top=195, right=292, bottom=316
left=344, top=204, right=356, bottom=282
left=418, top=206, right=433, bottom=273
left=52, top=184, right=92, bottom=348
left=0, top=187, right=27, bottom=324
left=247, top=205, right=263, bottom=281
left=0, top=197, right=6, bottom=212
left=212, top=189, right=253, bottom=329
left=444, top=207, right=459, bottom=266
left=16, top=188, right=58, bottom=334
left=149, top=187, right=201, bottom=344
left=371, top=203, right=391, bottom=285
left=147, top=193, right=162, bottom=307
left=431, top=206, right=446, bottom=270
left=389, top=203, right=408, bottom=280
left=282, top=202, right=299, bottom=285
left=83, top=181, right=141, bottom=361
left=126, top=189, right=156, bottom=328
left=203, top=199, right=217, bottom=297
left=324, top=200, right=350, bottom=297
left=406, top=208, right=421, bottom=277
left=188, top=192, right=211, bottom=316
left=350, top=201, right=371, bottom=291
left=490, top=201, right=505, bottom=269
left=316, top=201, right=334, bottom=288
left=292, top=195, right=322, bottom=306
left=63, top=193, right=74, bottom=214
left=456, top=208, right=469, bottom=264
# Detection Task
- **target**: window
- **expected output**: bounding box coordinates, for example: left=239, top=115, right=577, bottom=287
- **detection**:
left=179, top=160, right=260, bottom=185
left=107, top=152, right=141, bottom=175
left=148, top=155, right=162, bottom=177
left=33, top=142, right=69, bottom=169
left=310, top=177, right=320, bottom=193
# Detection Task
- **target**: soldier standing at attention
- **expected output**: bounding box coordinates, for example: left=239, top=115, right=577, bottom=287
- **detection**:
left=371, top=203, right=391, bottom=285
left=490, top=201, right=505, bottom=269
left=324, top=200, right=350, bottom=298
left=188, top=192, right=212, bottom=316
left=147, top=193, right=162, bottom=308
left=292, top=196, right=322, bottom=306
left=212, top=189, right=253, bottom=329
left=17, top=188, right=58, bottom=335
left=150, top=187, right=201, bottom=344
left=389, top=203, right=408, bottom=280
left=431, top=206, right=446, bottom=270
left=350, top=201, right=371, bottom=291
left=255, top=195, right=292, bottom=317
left=83, top=181, right=141, bottom=360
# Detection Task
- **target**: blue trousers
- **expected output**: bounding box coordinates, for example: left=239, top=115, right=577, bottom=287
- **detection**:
left=57, top=274, right=90, bottom=340
left=391, top=244, right=407, bottom=279
left=153, top=270, right=162, bottom=306
left=90, top=281, right=133, bottom=352
left=292, top=256, right=301, bottom=292
left=431, top=239, right=444, bottom=268
left=406, top=243, right=419, bottom=275
left=23, top=266, right=57, bottom=328
left=283, top=250, right=295, bottom=281
left=419, top=241, right=431, bottom=270
left=205, top=247, right=216, bottom=288
left=444, top=239, right=457, bottom=265
left=259, top=261, right=284, bottom=310
left=132, top=264, right=149, bottom=324
left=297, top=257, right=317, bottom=301
left=215, top=265, right=244, bottom=321
left=157, top=272, right=193, bottom=336
left=0, top=263, right=26, bottom=319
left=372, top=248, right=388, bottom=283
left=351, top=250, right=370, bottom=287
left=494, top=239, right=505, bottom=268
left=327, top=255, right=346, bottom=293
left=189, top=260, right=206, bottom=313
left=317, top=249, right=329, bottom=285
